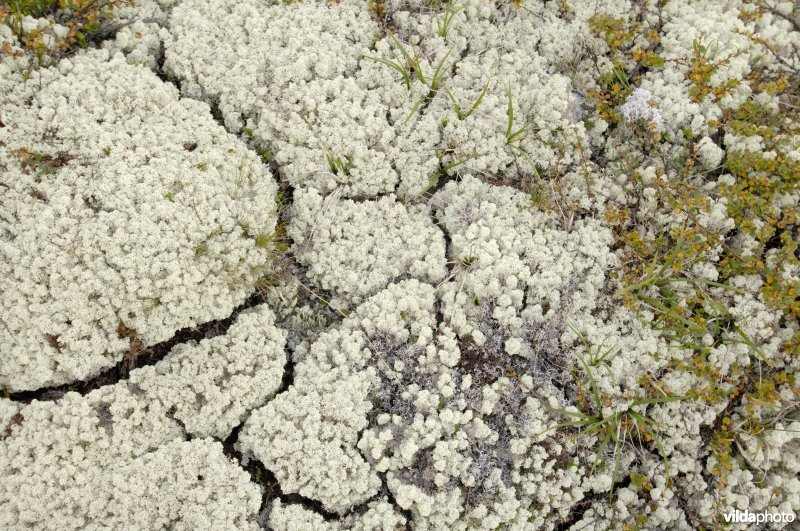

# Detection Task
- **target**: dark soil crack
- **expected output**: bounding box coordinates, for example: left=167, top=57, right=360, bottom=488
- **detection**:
left=375, top=473, right=414, bottom=529
left=351, top=427, right=414, bottom=529
left=428, top=189, right=455, bottom=292
left=154, top=45, right=182, bottom=94
left=166, top=405, right=195, bottom=441
left=217, top=299, right=413, bottom=528
left=555, top=496, right=595, bottom=531
left=555, top=475, right=632, bottom=531
left=8, top=290, right=265, bottom=403
left=222, top=424, right=341, bottom=529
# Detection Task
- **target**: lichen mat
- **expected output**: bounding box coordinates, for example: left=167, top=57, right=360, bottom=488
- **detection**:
left=1, top=0, right=798, bottom=529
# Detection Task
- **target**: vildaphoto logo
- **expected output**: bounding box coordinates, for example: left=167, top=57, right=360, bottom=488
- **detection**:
left=722, top=509, right=796, bottom=525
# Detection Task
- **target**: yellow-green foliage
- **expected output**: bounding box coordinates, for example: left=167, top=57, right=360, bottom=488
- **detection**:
left=1, top=0, right=131, bottom=68
left=685, top=36, right=742, bottom=103
left=589, top=1, right=799, bottom=517
left=7, top=0, right=60, bottom=18
left=587, top=14, right=665, bottom=126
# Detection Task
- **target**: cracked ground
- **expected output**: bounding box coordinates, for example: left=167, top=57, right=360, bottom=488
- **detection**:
left=1, top=0, right=799, bottom=530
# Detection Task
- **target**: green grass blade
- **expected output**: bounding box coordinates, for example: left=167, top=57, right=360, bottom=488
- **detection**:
left=508, top=120, right=537, bottom=144
left=550, top=408, right=596, bottom=420
left=431, top=47, right=453, bottom=90
left=441, top=152, right=480, bottom=172
left=465, top=78, right=491, bottom=118
left=592, top=426, right=613, bottom=474
left=630, top=396, right=682, bottom=407
left=404, top=95, right=425, bottom=125
left=364, top=55, right=410, bottom=90
left=613, top=65, right=630, bottom=91
left=390, top=34, right=426, bottom=86
left=683, top=277, right=748, bottom=294
left=633, top=412, right=671, bottom=479
left=567, top=323, right=591, bottom=351
left=505, top=82, right=514, bottom=140
left=609, top=419, right=623, bottom=504
left=443, top=85, right=463, bottom=119
left=508, top=144, right=541, bottom=178
left=732, top=323, right=769, bottom=363
left=533, top=418, right=592, bottom=438
left=597, top=342, right=618, bottom=365
left=574, top=350, right=604, bottom=414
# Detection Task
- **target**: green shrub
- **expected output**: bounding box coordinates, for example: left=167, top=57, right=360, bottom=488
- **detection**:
left=1, top=0, right=131, bottom=68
